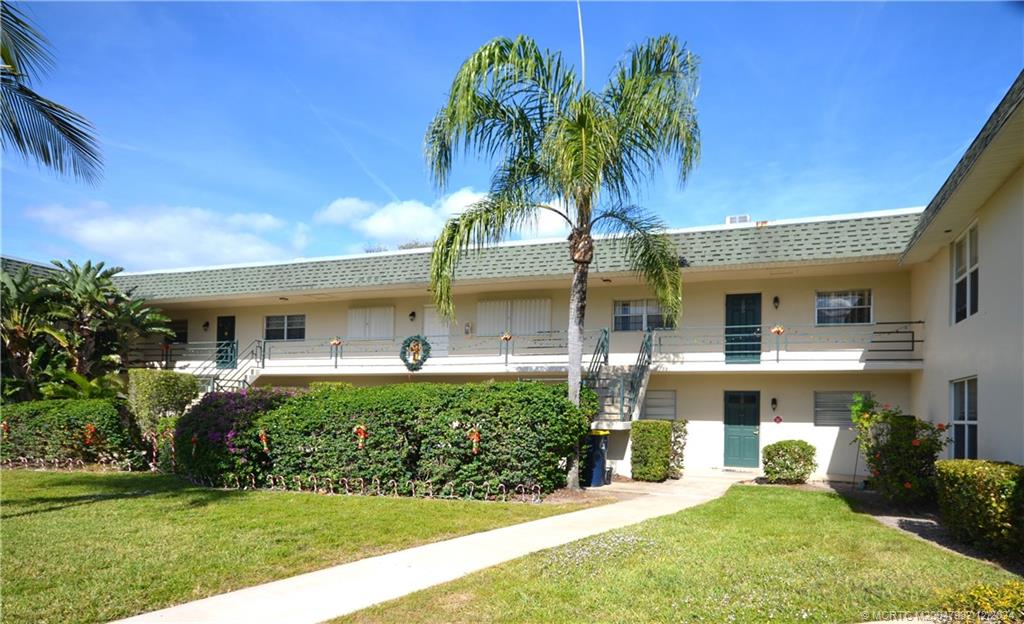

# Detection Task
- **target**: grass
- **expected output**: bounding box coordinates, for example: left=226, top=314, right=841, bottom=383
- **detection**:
left=0, top=469, right=593, bottom=624
left=339, top=485, right=1021, bottom=624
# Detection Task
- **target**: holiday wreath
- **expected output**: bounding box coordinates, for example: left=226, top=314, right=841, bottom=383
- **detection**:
left=399, top=335, right=431, bottom=371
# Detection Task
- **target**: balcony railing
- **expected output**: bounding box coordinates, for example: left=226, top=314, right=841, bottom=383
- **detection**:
left=653, top=321, right=924, bottom=365
left=131, top=330, right=607, bottom=372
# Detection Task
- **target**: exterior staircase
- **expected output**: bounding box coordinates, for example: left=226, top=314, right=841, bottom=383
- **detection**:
left=585, top=329, right=654, bottom=426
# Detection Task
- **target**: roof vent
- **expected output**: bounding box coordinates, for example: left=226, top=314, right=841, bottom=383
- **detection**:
left=726, top=214, right=751, bottom=225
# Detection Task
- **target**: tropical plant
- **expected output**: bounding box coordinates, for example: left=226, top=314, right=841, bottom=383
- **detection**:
left=1, top=260, right=172, bottom=401
left=40, top=371, right=124, bottom=400
left=0, top=266, right=51, bottom=400
left=1, top=2, right=101, bottom=182
left=425, top=33, right=700, bottom=486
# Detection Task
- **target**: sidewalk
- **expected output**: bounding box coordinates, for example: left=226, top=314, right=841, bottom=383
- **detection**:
left=112, top=472, right=746, bottom=624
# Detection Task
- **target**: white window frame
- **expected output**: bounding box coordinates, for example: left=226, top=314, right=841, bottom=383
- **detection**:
left=814, top=290, right=873, bottom=326
left=951, top=223, right=979, bottom=324
left=813, top=391, right=870, bottom=427
left=264, top=314, right=306, bottom=341
left=950, top=377, right=978, bottom=460
left=613, top=299, right=668, bottom=332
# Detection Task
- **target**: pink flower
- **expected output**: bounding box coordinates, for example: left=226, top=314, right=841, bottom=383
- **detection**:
left=911, top=439, right=921, bottom=447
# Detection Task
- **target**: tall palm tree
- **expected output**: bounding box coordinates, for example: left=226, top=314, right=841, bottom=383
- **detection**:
left=427, top=34, right=699, bottom=487
left=1, top=1, right=102, bottom=182
left=427, top=35, right=699, bottom=396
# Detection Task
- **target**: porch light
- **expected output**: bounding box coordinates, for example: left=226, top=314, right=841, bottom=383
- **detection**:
left=771, top=397, right=778, bottom=411
left=464, top=322, right=472, bottom=335
left=772, top=296, right=780, bottom=309
left=202, top=321, right=210, bottom=332
left=408, top=311, right=416, bottom=322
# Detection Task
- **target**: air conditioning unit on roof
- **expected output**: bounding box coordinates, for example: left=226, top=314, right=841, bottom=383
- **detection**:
left=726, top=215, right=751, bottom=225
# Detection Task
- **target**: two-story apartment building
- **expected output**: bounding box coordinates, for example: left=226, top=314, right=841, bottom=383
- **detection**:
left=7, top=71, right=1022, bottom=480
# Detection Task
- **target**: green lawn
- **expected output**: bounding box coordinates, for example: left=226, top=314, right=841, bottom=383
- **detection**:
left=0, top=470, right=592, bottom=624
left=340, top=485, right=1020, bottom=624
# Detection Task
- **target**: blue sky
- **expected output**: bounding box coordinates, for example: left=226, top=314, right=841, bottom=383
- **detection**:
left=2, top=1, right=1021, bottom=271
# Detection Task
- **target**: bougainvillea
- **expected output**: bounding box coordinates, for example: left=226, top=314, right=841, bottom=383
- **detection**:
left=850, top=394, right=947, bottom=505
left=174, top=387, right=297, bottom=482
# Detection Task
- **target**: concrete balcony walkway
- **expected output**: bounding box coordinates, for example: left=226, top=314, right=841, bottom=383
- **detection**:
left=110, top=472, right=748, bottom=624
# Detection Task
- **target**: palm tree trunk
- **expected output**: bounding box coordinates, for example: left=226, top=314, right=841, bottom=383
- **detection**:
left=565, top=260, right=590, bottom=490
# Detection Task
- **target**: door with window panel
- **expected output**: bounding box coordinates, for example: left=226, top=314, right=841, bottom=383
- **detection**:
left=951, top=377, right=978, bottom=459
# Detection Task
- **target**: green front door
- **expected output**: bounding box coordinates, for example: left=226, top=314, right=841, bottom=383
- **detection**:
left=725, top=293, right=762, bottom=363
left=216, top=316, right=237, bottom=369
left=724, top=391, right=760, bottom=468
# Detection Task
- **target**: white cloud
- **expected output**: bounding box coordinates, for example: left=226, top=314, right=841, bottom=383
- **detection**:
left=314, top=187, right=570, bottom=247
left=313, top=197, right=377, bottom=225
left=27, top=203, right=300, bottom=270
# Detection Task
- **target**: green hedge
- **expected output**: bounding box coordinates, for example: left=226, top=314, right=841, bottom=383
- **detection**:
left=127, top=369, right=200, bottom=437
left=175, top=382, right=593, bottom=496
left=631, top=420, right=672, bottom=482
left=935, top=459, right=1024, bottom=553
left=941, top=580, right=1024, bottom=623
left=762, top=440, right=817, bottom=484
left=0, top=399, right=142, bottom=467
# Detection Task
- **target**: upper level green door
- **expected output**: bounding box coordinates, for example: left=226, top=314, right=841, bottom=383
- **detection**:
left=216, top=316, right=236, bottom=369
left=725, top=293, right=762, bottom=363
left=724, top=391, right=760, bottom=468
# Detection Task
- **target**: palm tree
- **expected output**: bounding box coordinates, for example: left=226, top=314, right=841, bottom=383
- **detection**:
left=109, top=296, right=173, bottom=368
left=45, top=259, right=124, bottom=376
left=0, top=266, right=53, bottom=400
left=426, top=33, right=699, bottom=487
left=427, top=39, right=698, bottom=387
left=1, top=1, right=102, bottom=182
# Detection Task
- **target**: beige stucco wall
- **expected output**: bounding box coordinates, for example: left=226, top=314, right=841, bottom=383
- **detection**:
left=909, top=165, right=1024, bottom=464
left=163, top=267, right=914, bottom=358
left=604, top=372, right=913, bottom=479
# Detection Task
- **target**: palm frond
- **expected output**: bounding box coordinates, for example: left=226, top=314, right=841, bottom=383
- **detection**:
left=602, top=34, right=700, bottom=197
left=426, top=35, right=579, bottom=190
left=1, top=78, right=102, bottom=183
left=592, top=205, right=682, bottom=324
left=0, top=2, right=53, bottom=81
left=430, top=190, right=557, bottom=318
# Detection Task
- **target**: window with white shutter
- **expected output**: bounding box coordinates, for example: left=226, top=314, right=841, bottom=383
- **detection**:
left=814, top=391, right=869, bottom=426
left=347, top=306, right=394, bottom=339
left=640, top=390, right=677, bottom=420
left=476, top=299, right=551, bottom=336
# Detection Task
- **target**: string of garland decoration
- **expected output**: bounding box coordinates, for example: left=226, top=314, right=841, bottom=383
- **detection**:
left=399, top=335, right=431, bottom=371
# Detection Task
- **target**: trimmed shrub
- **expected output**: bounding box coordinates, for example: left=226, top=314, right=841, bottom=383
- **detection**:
left=850, top=394, right=947, bottom=504
left=631, top=420, right=672, bottom=482
left=174, top=382, right=593, bottom=496
left=0, top=399, right=142, bottom=467
left=935, top=459, right=1024, bottom=554
left=762, top=439, right=817, bottom=484
left=127, top=369, right=200, bottom=437
left=667, top=420, right=687, bottom=480
left=940, top=580, right=1024, bottom=623
left=174, top=388, right=297, bottom=483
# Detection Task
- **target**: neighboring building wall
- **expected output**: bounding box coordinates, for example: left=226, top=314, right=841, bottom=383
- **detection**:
left=605, top=372, right=913, bottom=479
left=909, top=165, right=1024, bottom=464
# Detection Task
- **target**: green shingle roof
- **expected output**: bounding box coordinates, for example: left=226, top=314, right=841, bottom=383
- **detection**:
left=111, top=211, right=922, bottom=302
left=0, top=256, right=58, bottom=279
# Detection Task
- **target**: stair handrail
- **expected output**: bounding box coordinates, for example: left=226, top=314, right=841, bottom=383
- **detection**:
left=190, top=339, right=264, bottom=389
left=584, top=328, right=610, bottom=386
left=623, top=329, right=653, bottom=416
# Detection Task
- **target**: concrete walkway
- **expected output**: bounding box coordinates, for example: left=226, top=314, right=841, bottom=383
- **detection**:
left=112, top=472, right=748, bottom=624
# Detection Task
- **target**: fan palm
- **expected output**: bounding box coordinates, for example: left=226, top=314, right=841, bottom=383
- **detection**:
left=427, top=34, right=699, bottom=405
left=1, top=1, right=102, bottom=182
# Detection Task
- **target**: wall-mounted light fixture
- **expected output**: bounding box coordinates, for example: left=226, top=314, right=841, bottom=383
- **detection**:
left=464, top=322, right=472, bottom=335
left=408, top=311, right=416, bottom=322
left=202, top=321, right=210, bottom=332
left=771, top=397, right=778, bottom=411
left=772, top=296, right=780, bottom=309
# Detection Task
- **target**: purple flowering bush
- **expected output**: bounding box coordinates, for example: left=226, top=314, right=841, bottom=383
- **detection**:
left=174, top=388, right=296, bottom=483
